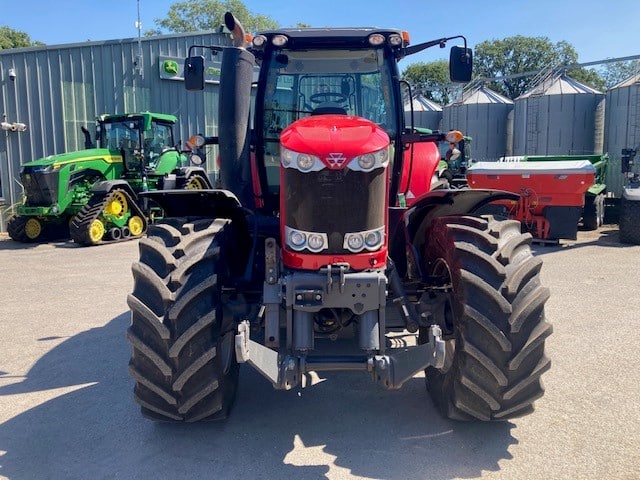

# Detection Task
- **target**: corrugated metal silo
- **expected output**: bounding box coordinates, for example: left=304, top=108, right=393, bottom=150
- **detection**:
left=513, top=73, right=605, bottom=156
left=404, top=95, right=442, bottom=131
left=604, top=73, right=640, bottom=196
left=442, top=85, right=514, bottom=162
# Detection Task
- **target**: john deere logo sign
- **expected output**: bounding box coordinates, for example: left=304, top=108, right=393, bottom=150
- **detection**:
left=159, top=56, right=222, bottom=83
left=163, top=60, right=179, bottom=75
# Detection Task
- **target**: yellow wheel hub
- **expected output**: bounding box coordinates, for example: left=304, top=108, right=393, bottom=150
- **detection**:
left=104, top=191, right=128, bottom=219
left=128, top=216, right=145, bottom=236
left=186, top=176, right=206, bottom=189
left=88, top=219, right=105, bottom=243
left=25, top=218, right=42, bottom=239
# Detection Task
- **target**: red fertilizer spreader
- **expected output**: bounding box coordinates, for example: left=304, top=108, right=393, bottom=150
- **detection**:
left=466, top=160, right=596, bottom=241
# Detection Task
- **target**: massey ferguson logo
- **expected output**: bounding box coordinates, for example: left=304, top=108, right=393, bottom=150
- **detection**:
left=326, top=153, right=347, bottom=168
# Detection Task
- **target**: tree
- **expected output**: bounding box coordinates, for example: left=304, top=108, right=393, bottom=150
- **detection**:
left=474, top=36, right=604, bottom=98
left=598, top=60, right=640, bottom=89
left=0, top=26, right=43, bottom=50
left=566, top=66, right=606, bottom=92
left=402, top=61, right=458, bottom=105
left=146, top=0, right=279, bottom=36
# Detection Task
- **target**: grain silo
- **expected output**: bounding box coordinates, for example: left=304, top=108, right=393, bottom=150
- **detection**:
left=603, top=73, right=640, bottom=196
left=404, top=95, right=442, bottom=131
left=513, top=73, right=605, bottom=156
left=442, top=85, right=514, bottom=162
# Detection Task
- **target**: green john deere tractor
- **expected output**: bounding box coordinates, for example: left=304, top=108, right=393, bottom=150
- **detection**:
left=7, top=112, right=211, bottom=245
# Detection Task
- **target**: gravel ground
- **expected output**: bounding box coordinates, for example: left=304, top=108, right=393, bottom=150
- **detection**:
left=0, top=224, right=639, bottom=480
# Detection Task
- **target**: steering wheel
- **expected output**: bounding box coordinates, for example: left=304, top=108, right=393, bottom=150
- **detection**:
left=310, top=92, right=347, bottom=104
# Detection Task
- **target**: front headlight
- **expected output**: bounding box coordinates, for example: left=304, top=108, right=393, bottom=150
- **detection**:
left=285, top=226, right=328, bottom=253
left=349, top=148, right=389, bottom=172
left=190, top=153, right=204, bottom=165
left=343, top=227, right=385, bottom=253
left=280, top=147, right=324, bottom=172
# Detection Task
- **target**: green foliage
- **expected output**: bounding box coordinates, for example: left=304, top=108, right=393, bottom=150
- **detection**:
left=597, top=60, right=640, bottom=89
left=146, top=0, right=279, bottom=36
left=0, top=26, right=43, bottom=50
left=474, top=36, right=588, bottom=98
left=402, top=61, right=457, bottom=105
left=566, top=67, right=606, bottom=92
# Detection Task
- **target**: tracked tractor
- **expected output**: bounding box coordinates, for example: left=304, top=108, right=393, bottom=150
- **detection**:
left=126, top=14, right=552, bottom=422
left=7, top=112, right=211, bottom=245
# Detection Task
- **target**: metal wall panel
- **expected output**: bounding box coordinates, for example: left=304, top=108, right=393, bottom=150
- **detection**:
left=442, top=87, right=514, bottom=162
left=0, top=31, right=230, bottom=230
left=604, top=75, right=640, bottom=196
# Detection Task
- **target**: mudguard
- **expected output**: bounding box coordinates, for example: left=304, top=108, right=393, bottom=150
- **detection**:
left=175, top=166, right=213, bottom=188
left=91, top=179, right=138, bottom=198
left=140, top=188, right=243, bottom=219
left=389, top=188, right=519, bottom=277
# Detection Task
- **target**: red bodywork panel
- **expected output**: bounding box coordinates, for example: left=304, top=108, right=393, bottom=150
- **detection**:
left=280, top=115, right=390, bottom=271
left=399, top=142, right=441, bottom=207
left=280, top=115, right=390, bottom=168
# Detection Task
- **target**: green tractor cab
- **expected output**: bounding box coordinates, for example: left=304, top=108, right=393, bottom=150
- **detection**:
left=8, top=112, right=211, bottom=245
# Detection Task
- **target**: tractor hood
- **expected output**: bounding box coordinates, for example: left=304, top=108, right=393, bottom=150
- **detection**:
left=280, top=115, right=389, bottom=169
left=21, top=148, right=122, bottom=169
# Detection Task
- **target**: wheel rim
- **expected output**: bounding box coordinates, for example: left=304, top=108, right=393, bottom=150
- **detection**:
left=25, top=218, right=42, bottom=239
left=186, top=176, right=206, bottom=189
left=88, top=219, right=105, bottom=243
left=128, top=216, right=144, bottom=236
left=104, top=191, right=128, bottom=219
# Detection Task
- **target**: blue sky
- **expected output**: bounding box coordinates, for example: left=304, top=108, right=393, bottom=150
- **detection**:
left=2, top=0, right=639, bottom=70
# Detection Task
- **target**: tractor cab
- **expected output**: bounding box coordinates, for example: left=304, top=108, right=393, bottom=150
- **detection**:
left=185, top=22, right=472, bottom=213
left=97, top=113, right=182, bottom=175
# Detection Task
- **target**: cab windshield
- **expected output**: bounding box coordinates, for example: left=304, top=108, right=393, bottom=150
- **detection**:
left=260, top=48, right=398, bottom=191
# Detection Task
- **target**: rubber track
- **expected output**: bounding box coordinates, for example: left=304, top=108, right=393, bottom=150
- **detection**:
left=126, top=218, right=239, bottom=422
left=424, top=215, right=552, bottom=421
left=619, top=197, right=640, bottom=244
left=69, top=188, right=147, bottom=246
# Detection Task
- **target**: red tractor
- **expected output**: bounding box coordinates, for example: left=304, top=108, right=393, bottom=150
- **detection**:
left=126, top=13, right=552, bottom=422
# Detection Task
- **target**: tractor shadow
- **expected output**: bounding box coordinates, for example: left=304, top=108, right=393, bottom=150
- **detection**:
left=0, top=235, right=76, bottom=250
left=0, top=313, right=516, bottom=480
left=531, top=224, right=629, bottom=257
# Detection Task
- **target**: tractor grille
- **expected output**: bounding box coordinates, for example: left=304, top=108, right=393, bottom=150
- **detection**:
left=283, top=167, right=386, bottom=254
left=21, top=166, right=59, bottom=206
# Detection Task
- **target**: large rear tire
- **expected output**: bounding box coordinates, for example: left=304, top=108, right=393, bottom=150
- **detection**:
left=420, top=215, right=552, bottom=421
left=619, top=196, right=640, bottom=245
left=127, top=218, right=239, bottom=422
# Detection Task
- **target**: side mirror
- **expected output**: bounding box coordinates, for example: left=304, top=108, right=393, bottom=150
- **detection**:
left=184, top=56, right=205, bottom=91
left=449, top=46, right=473, bottom=83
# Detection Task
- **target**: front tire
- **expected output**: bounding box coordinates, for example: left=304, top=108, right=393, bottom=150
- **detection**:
left=583, top=193, right=604, bottom=231
left=127, top=218, right=240, bottom=422
left=421, top=215, right=552, bottom=421
left=8, top=216, right=45, bottom=242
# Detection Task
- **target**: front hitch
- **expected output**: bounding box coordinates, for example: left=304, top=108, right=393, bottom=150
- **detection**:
left=235, top=321, right=446, bottom=390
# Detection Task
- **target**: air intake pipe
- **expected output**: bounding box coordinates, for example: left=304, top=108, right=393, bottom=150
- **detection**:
left=218, top=12, right=255, bottom=208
